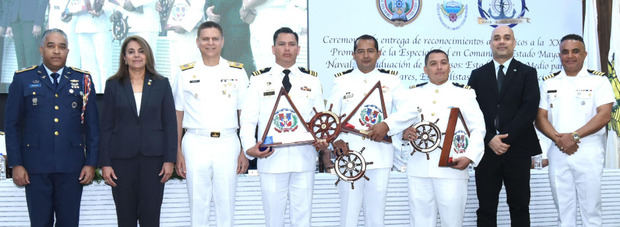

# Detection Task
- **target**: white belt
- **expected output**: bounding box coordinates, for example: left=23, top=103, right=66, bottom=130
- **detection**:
left=186, top=128, right=238, bottom=138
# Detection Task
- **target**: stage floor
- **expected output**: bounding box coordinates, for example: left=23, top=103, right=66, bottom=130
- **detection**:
left=1, top=170, right=620, bottom=226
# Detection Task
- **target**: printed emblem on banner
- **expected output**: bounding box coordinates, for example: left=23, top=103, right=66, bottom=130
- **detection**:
left=272, top=108, right=299, bottom=133
left=437, top=0, right=468, bottom=30
left=452, top=130, right=469, bottom=154
left=359, top=104, right=384, bottom=127
left=477, top=0, right=531, bottom=27
left=171, top=2, right=188, bottom=22
left=376, top=0, right=422, bottom=27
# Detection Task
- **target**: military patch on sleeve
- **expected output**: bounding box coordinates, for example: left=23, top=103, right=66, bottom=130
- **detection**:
left=335, top=68, right=353, bottom=78
left=228, top=61, right=244, bottom=69
left=587, top=69, right=606, bottom=76
left=252, top=67, right=272, bottom=76
left=451, top=82, right=471, bottom=89
left=298, top=67, right=317, bottom=77
left=377, top=68, right=398, bottom=75
left=543, top=71, right=561, bottom=81
left=15, top=65, right=38, bottom=73
left=180, top=62, right=196, bottom=71
left=409, top=82, right=427, bottom=89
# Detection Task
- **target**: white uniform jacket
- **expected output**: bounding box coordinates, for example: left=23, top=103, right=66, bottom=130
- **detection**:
left=240, top=64, right=324, bottom=173
left=399, top=82, right=485, bottom=179
left=172, top=57, right=248, bottom=131
left=328, top=68, right=408, bottom=170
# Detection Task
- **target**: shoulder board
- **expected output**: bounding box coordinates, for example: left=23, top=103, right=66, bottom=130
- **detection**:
left=377, top=68, right=398, bottom=75
left=335, top=68, right=354, bottom=78
left=179, top=62, right=196, bottom=71
left=409, top=82, right=427, bottom=89
left=228, top=61, right=244, bottom=69
left=298, top=67, right=317, bottom=77
left=15, top=65, right=38, bottom=73
left=252, top=67, right=271, bottom=76
left=452, top=82, right=471, bottom=89
left=587, top=69, right=606, bottom=76
left=543, top=71, right=561, bottom=81
left=70, top=66, right=90, bottom=74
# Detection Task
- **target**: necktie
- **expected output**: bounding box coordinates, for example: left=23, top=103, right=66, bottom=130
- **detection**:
left=282, top=69, right=291, bottom=93
left=497, top=65, right=505, bottom=93
left=51, top=73, right=60, bottom=87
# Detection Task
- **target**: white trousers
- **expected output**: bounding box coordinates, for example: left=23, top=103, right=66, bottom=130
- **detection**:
left=338, top=168, right=390, bottom=227
left=76, top=32, right=111, bottom=91
left=182, top=131, right=240, bottom=227
left=408, top=176, right=468, bottom=227
left=548, top=141, right=604, bottom=227
left=259, top=171, right=315, bottom=227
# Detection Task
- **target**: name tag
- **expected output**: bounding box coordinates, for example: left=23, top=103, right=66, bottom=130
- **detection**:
left=190, top=80, right=200, bottom=83
left=547, top=90, right=557, bottom=93
left=29, top=84, right=41, bottom=88
left=263, top=91, right=275, bottom=96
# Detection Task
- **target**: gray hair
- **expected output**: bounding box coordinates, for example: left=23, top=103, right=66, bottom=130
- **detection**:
left=40, top=28, right=68, bottom=47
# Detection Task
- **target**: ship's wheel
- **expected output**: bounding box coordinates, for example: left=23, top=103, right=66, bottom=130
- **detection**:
left=408, top=114, right=442, bottom=159
left=334, top=148, right=373, bottom=189
left=308, top=104, right=345, bottom=143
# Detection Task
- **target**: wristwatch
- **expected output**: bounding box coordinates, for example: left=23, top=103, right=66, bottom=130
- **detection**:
left=571, top=132, right=581, bottom=143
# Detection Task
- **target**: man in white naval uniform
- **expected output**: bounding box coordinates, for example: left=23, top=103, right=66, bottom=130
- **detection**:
left=162, top=0, right=204, bottom=73
left=240, top=27, right=324, bottom=227
left=536, top=34, right=614, bottom=227
left=328, top=34, right=409, bottom=227
left=173, top=21, right=249, bottom=227
left=396, top=49, right=485, bottom=227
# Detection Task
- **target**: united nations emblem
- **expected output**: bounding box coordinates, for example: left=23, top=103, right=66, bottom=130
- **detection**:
left=452, top=130, right=469, bottom=154
left=359, top=104, right=383, bottom=127
left=477, top=0, right=530, bottom=27
left=273, top=108, right=299, bottom=133
left=377, top=0, right=422, bottom=27
left=437, top=0, right=467, bottom=30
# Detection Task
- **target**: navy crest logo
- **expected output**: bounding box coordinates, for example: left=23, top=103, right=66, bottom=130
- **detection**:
left=272, top=108, right=299, bottom=133
left=452, top=130, right=469, bottom=154
left=477, top=0, right=530, bottom=27
left=359, top=104, right=384, bottom=127
left=437, top=0, right=467, bottom=30
left=377, top=0, right=422, bottom=27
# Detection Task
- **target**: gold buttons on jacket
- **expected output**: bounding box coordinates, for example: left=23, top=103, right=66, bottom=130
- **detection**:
left=54, top=131, right=59, bottom=136
left=54, top=118, right=59, bottom=123
left=55, top=93, right=59, bottom=98
left=54, top=105, right=59, bottom=110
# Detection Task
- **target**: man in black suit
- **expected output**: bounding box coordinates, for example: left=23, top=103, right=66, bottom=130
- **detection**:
left=467, top=25, right=542, bottom=227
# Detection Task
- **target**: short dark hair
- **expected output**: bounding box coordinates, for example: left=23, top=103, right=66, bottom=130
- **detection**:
left=196, top=21, right=224, bottom=38
left=354, top=35, right=378, bottom=51
left=273, top=27, right=298, bottom=45
left=560, top=34, right=584, bottom=44
left=424, top=49, right=449, bottom=66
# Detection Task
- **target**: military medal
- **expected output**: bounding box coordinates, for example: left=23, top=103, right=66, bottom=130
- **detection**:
left=147, top=79, right=152, bottom=86
left=69, top=89, right=74, bottom=94
left=32, top=97, right=38, bottom=106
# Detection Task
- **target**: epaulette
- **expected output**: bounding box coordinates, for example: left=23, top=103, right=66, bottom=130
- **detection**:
left=335, top=68, right=353, bottom=78
left=377, top=68, right=398, bottom=75
left=15, top=65, right=37, bottom=73
left=452, top=82, right=471, bottom=89
left=228, top=61, right=244, bottom=69
left=543, top=71, right=561, bottom=81
left=70, top=66, right=90, bottom=74
left=298, top=67, right=317, bottom=77
left=179, top=62, right=196, bottom=71
left=587, top=69, right=606, bottom=76
left=409, top=82, right=427, bottom=89
left=252, top=67, right=271, bottom=76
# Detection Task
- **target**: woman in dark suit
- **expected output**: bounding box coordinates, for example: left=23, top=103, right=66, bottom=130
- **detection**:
left=99, top=35, right=177, bottom=227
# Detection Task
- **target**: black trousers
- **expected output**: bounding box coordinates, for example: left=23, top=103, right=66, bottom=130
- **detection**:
left=111, top=155, right=165, bottom=227
left=475, top=153, right=532, bottom=227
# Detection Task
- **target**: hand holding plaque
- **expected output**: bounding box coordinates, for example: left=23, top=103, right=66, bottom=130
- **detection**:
left=340, top=81, right=392, bottom=143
